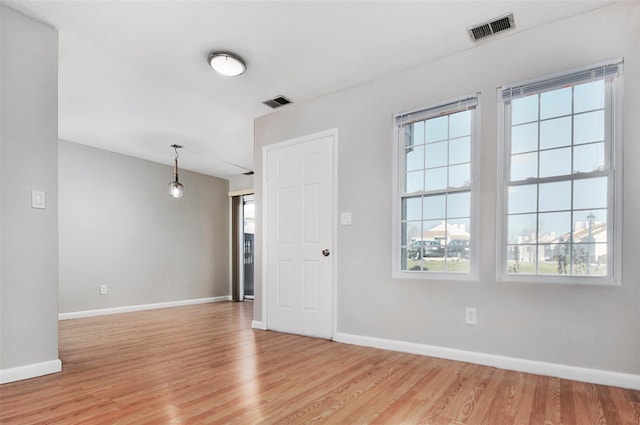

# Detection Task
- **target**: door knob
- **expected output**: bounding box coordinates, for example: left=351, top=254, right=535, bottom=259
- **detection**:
left=322, top=249, right=330, bottom=257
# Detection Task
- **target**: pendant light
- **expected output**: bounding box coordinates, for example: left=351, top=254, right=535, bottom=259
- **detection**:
left=168, top=144, right=184, bottom=198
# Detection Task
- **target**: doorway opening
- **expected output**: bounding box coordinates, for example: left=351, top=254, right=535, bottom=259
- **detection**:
left=242, top=194, right=255, bottom=300
left=231, top=192, right=255, bottom=302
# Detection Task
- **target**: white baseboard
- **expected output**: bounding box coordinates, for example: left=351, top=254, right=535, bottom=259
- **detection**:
left=58, top=296, right=232, bottom=320
left=251, top=320, right=267, bottom=330
left=0, top=359, right=62, bottom=384
left=333, top=332, right=640, bottom=391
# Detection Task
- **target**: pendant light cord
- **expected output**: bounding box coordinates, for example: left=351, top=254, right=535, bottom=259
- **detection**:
left=171, top=144, right=182, bottom=182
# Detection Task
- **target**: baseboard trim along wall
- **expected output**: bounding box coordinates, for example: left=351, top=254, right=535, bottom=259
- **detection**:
left=251, top=320, right=267, bottom=330
left=58, top=296, right=232, bottom=320
left=0, top=359, right=62, bottom=384
left=333, top=332, right=640, bottom=391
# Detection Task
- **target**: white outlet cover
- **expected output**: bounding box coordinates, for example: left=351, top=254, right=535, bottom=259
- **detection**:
left=465, top=307, right=477, bottom=325
left=340, top=212, right=352, bottom=225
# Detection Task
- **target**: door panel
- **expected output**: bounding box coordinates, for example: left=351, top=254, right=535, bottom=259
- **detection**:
left=266, top=133, right=334, bottom=339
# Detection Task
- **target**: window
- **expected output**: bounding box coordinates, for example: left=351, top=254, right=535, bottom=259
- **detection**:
left=393, top=95, right=478, bottom=277
left=498, top=60, right=623, bottom=283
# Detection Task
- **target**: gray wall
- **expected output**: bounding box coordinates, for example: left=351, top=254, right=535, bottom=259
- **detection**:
left=254, top=3, right=640, bottom=375
left=228, top=174, right=254, bottom=193
left=0, top=6, right=59, bottom=370
left=59, top=141, right=230, bottom=313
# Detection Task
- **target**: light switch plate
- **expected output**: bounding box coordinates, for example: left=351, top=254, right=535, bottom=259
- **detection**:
left=340, top=212, right=352, bottom=226
left=31, top=190, right=46, bottom=209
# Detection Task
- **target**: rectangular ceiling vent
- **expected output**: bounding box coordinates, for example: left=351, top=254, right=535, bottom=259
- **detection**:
left=468, top=13, right=515, bottom=42
left=262, top=95, right=292, bottom=109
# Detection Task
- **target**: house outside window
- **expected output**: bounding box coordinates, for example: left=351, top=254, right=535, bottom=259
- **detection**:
left=393, top=95, right=479, bottom=278
left=498, top=60, right=623, bottom=284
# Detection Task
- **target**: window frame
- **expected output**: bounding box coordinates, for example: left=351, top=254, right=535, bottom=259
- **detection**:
left=496, top=59, right=624, bottom=285
left=392, top=94, right=481, bottom=280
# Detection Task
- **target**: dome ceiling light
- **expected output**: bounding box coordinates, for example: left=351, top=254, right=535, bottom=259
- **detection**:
left=207, top=52, right=246, bottom=77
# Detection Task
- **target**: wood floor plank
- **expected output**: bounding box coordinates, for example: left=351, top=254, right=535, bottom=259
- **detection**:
left=1, top=301, right=638, bottom=424
left=560, top=378, right=577, bottom=425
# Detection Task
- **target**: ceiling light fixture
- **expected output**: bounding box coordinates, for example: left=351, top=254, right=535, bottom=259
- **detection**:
left=168, top=144, right=184, bottom=198
left=207, top=52, right=246, bottom=77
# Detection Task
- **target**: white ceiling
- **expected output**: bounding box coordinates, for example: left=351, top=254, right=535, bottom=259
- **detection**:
left=4, top=1, right=612, bottom=179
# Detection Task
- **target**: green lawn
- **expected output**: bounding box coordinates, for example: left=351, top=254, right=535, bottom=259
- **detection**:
left=507, top=260, right=607, bottom=276
left=404, top=258, right=607, bottom=276
left=406, top=258, right=470, bottom=273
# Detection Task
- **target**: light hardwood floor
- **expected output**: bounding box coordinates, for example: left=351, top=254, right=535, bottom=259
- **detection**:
left=1, top=301, right=638, bottom=424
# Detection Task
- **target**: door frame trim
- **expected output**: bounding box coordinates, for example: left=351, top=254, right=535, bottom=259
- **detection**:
left=261, top=128, right=338, bottom=339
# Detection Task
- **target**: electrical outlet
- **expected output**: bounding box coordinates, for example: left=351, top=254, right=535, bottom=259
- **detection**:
left=100, top=285, right=108, bottom=295
left=465, top=307, right=477, bottom=325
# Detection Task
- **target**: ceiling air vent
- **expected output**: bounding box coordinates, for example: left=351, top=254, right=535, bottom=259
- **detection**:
left=468, top=13, right=515, bottom=42
left=262, top=95, right=292, bottom=109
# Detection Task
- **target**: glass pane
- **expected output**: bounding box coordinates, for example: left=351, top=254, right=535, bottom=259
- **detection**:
left=423, top=219, right=443, bottom=236
left=404, top=125, right=414, bottom=148
left=422, top=257, right=445, bottom=272
left=511, top=152, right=537, bottom=181
left=551, top=240, right=572, bottom=274
left=540, top=116, right=571, bottom=149
left=538, top=215, right=571, bottom=274
left=508, top=213, right=536, bottom=244
left=425, top=116, right=448, bottom=143
left=506, top=245, right=522, bottom=273
left=540, top=87, right=572, bottom=119
left=574, top=142, right=605, bottom=173
left=448, top=217, right=470, bottom=240
left=574, top=177, right=607, bottom=209
left=539, top=181, right=571, bottom=212
left=405, top=170, right=424, bottom=193
left=404, top=125, right=412, bottom=147
left=402, top=222, right=408, bottom=245
left=591, top=243, right=608, bottom=275
left=403, top=221, right=423, bottom=246
left=573, top=209, right=607, bottom=244
left=403, top=196, right=422, bottom=221
left=571, top=244, right=593, bottom=275
left=447, top=218, right=471, bottom=271
left=512, top=95, right=538, bottom=125
left=574, top=110, right=604, bottom=144
left=405, top=145, right=424, bottom=171
left=539, top=211, right=571, bottom=239
left=573, top=209, right=608, bottom=245
left=507, top=244, right=537, bottom=274
left=447, top=191, right=470, bottom=218
left=401, top=247, right=411, bottom=270
left=446, top=258, right=470, bottom=273
left=426, top=141, right=447, bottom=168
left=449, top=136, right=470, bottom=164
left=448, top=164, right=470, bottom=188
left=404, top=247, right=427, bottom=271
left=574, top=80, right=604, bottom=113
left=423, top=195, right=445, bottom=220
left=512, top=123, right=538, bottom=154
left=571, top=243, right=607, bottom=276
left=508, top=184, right=537, bottom=214
left=412, top=121, right=425, bottom=145
left=539, top=249, right=567, bottom=275
left=425, top=168, right=447, bottom=192
left=449, top=110, right=471, bottom=138
left=539, top=147, right=571, bottom=178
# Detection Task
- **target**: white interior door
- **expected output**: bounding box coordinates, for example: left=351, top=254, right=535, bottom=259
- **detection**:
left=265, top=131, right=334, bottom=339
